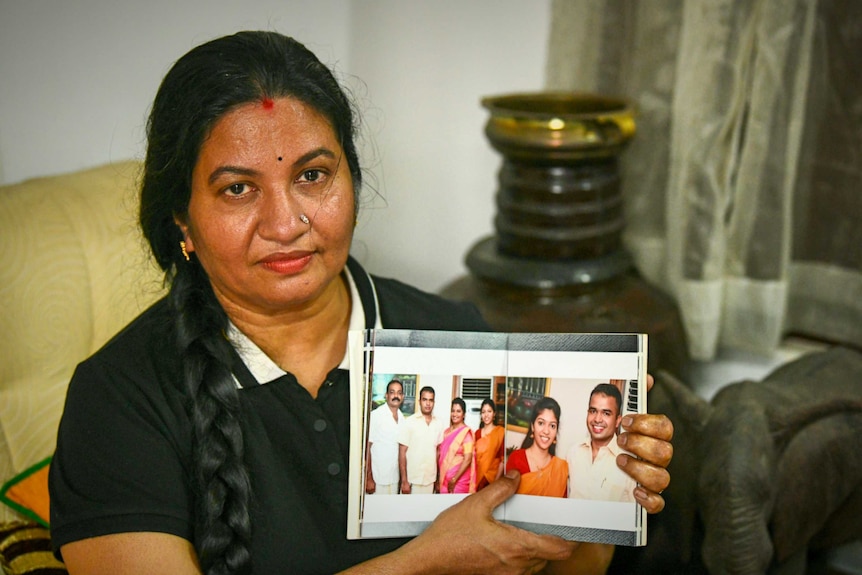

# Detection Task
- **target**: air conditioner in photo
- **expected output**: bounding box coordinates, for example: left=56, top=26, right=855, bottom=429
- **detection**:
left=458, top=377, right=493, bottom=430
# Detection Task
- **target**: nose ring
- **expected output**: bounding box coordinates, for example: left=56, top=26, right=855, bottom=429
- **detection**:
left=299, top=214, right=310, bottom=225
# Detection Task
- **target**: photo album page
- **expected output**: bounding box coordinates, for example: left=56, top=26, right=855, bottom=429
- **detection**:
left=347, top=329, right=647, bottom=547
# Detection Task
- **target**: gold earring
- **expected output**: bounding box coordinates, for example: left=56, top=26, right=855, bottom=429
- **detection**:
left=180, top=240, right=190, bottom=262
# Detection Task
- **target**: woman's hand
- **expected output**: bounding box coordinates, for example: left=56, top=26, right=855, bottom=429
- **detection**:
left=616, top=374, right=674, bottom=513
left=346, top=471, right=576, bottom=575
left=405, top=471, right=576, bottom=574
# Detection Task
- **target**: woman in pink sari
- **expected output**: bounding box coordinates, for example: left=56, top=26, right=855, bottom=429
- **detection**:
left=437, top=397, right=476, bottom=494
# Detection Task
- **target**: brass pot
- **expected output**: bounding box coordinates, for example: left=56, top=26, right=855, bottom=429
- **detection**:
left=478, top=92, right=636, bottom=262
left=481, top=92, right=636, bottom=163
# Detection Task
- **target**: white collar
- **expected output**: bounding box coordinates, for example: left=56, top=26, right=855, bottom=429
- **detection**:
left=225, top=266, right=374, bottom=385
left=579, top=438, right=624, bottom=456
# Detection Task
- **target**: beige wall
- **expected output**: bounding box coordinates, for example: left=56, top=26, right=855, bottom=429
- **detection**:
left=0, top=0, right=551, bottom=292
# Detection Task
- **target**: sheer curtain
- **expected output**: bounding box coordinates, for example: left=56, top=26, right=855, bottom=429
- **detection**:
left=546, top=0, right=862, bottom=360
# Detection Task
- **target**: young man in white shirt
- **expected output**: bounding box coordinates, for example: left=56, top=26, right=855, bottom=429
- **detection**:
left=566, top=383, right=636, bottom=502
left=398, top=386, right=444, bottom=494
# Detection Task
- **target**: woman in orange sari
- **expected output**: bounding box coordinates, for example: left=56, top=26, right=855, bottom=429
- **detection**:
left=505, top=397, right=568, bottom=497
left=474, top=398, right=505, bottom=490
left=437, top=398, right=476, bottom=494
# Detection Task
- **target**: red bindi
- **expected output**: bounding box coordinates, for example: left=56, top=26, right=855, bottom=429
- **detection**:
left=261, top=98, right=274, bottom=110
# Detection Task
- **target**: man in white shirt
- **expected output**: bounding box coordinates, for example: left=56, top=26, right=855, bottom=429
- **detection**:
left=566, top=383, right=636, bottom=502
left=365, top=379, right=406, bottom=494
left=398, top=386, right=444, bottom=494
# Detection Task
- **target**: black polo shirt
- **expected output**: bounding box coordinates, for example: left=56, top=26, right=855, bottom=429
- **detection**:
left=49, top=258, right=488, bottom=573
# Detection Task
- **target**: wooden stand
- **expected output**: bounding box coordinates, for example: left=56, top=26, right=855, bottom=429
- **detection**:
left=440, top=93, right=688, bottom=375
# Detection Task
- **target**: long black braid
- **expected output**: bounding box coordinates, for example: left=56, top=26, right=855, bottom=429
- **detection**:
left=170, top=261, right=251, bottom=574
left=138, top=31, right=363, bottom=574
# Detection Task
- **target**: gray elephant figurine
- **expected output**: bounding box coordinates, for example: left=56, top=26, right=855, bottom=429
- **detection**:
left=609, top=346, right=862, bottom=575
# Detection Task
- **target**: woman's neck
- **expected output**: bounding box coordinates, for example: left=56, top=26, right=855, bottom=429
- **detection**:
left=221, top=274, right=352, bottom=397
left=526, top=443, right=552, bottom=470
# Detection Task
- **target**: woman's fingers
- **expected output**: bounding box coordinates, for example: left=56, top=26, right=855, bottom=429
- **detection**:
left=471, top=469, right=520, bottom=510
left=412, top=471, right=576, bottom=574
left=618, top=452, right=670, bottom=491
left=629, top=375, right=673, bottom=467
left=616, top=409, right=673, bottom=514
left=464, top=472, right=578, bottom=561
left=633, top=482, right=667, bottom=514
left=594, top=373, right=673, bottom=515
left=619, top=414, right=674, bottom=465
left=623, top=412, right=674, bottom=442
left=617, top=415, right=673, bottom=487
left=616, top=453, right=669, bottom=514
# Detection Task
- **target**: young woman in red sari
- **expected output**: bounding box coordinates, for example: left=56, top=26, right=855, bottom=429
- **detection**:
left=505, top=397, right=568, bottom=498
left=437, top=398, right=476, bottom=494
left=474, top=399, right=505, bottom=490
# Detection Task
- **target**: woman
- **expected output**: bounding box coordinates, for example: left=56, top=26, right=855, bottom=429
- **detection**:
left=438, top=398, right=476, bottom=494
left=506, top=397, right=568, bottom=498
left=48, top=31, right=673, bottom=575
left=474, top=398, right=505, bottom=490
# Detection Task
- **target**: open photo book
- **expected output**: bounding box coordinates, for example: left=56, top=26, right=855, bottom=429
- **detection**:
left=346, top=329, right=648, bottom=547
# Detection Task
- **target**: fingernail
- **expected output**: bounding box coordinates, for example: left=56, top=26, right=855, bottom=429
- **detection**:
left=634, top=487, right=647, bottom=500
left=618, top=433, right=627, bottom=446
left=622, top=416, right=633, bottom=428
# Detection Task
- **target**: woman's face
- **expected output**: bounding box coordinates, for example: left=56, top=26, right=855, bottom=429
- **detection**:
left=480, top=404, right=495, bottom=426
left=530, top=408, right=559, bottom=452
left=179, top=97, right=355, bottom=316
left=450, top=403, right=465, bottom=426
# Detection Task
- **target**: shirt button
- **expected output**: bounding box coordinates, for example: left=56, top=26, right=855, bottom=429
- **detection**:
left=314, top=419, right=327, bottom=432
left=327, top=462, right=341, bottom=476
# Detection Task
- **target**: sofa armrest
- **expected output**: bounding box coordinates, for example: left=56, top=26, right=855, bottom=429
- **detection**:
left=0, top=162, right=165, bottom=523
